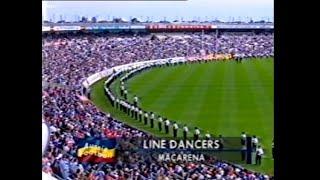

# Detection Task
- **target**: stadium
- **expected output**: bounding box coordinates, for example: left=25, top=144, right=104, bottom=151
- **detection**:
left=42, top=19, right=274, bottom=179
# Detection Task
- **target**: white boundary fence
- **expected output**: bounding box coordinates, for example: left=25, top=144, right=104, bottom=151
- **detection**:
left=82, top=57, right=186, bottom=89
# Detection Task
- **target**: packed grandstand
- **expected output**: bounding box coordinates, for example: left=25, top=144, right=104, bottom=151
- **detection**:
left=42, top=22, right=274, bottom=179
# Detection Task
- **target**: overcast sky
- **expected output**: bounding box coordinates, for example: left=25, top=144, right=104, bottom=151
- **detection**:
left=43, top=0, right=273, bottom=22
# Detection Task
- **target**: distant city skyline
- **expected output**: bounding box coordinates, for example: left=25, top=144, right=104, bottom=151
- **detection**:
left=43, top=0, right=273, bottom=22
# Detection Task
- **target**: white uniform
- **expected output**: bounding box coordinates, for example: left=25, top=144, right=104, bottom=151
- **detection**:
left=144, top=113, right=149, bottom=124
left=205, top=133, right=211, bottom=138
left=257, top=147, right=264, bottom=156
left=252, top=137, right=258, bottom=145
left=195, top=129, right=200, bottom=135
left=165, top=120, right=170, bottom=126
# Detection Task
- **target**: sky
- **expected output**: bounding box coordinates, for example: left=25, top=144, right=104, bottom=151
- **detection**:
left=42, top=0, right=273, bottom=22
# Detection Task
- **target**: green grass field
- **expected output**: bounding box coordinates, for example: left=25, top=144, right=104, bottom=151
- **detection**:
left=91, top=58, right=274, bottom=174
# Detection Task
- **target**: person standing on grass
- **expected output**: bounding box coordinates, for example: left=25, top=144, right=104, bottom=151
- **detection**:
left=125, top=102, right=129, bottom=114
left=158, top=116, right=163, bottom=132
left=183, top=125, right=188, bottom=140
left=122, top=102, right=126, bottom=113
left=134, top=107, right=139, bottom=120
left=205, top=131, right=211, bottom=140
left=173, top=122, right=178, bottom=138
left=255, top=145, right=264, bottom=165
left=150, top=112, right=155, bottom=128
left=124, top=90, right=128, bottom=100
left=164, top=119, right=170, bottom=134
left=124, top=102, right=130, bottom=115
left=139, top=109, right=143, bottom=122
left=133, top=95, right=139, bottom=106
left=131, top=105, right=135, bottom=118
left=194, top=127, right=200, bottom=140
left=127, top=104, right=131, bottom=116
left=241, top=132, right=246, bottom=146
left=128, top=105, right=132, bottom=117
left=252, top=135, right=258, bottom=152
left=120, top=85, right=125, bottom=96
left=144, top=111, right=149, bottom=125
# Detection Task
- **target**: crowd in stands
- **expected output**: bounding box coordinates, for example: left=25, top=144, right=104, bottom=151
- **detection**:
left=42, top=32, right=273, bottom=179
left=43, top=32, right=273, bottom=87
